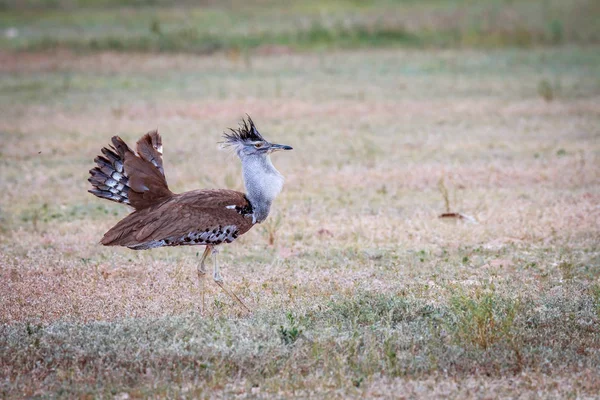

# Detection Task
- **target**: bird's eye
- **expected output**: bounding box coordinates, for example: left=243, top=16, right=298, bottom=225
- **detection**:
left=254, top=143, right=263, bottom=148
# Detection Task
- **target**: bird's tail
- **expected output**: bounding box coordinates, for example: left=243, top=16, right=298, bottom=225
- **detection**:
left=88, top=131, right=173, bottom=210
left=88, top=137, right=132, bottom=205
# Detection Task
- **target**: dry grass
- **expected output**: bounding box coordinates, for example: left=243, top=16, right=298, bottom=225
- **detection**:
left=1, top=46, right=599, bottom=397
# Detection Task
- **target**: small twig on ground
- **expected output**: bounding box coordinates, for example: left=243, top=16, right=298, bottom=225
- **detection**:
left=438, top=212, right=478, bottom=224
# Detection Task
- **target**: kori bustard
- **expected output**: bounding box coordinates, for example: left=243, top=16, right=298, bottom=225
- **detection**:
left=88, top=117, right=292, bottom=312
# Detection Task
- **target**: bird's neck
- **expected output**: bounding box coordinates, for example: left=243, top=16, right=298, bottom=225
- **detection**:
left=241, top=155, right=284, bottom=224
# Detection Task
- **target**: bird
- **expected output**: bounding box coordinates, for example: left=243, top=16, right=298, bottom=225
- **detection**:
left=88, top=116, right=293, bottom=312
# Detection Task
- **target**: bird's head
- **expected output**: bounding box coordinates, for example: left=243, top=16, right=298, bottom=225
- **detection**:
left=222, top=116, right=293, bottom=158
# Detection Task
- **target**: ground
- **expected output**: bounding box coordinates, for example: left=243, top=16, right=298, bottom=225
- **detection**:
left=1, top=1, right=600, bottom=398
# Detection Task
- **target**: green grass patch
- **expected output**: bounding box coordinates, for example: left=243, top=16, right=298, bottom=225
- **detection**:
left=11, top=23, right=422, bottom=54
left=449, top=287, right=520, bottom=350
left=1, top=289, right=598, bottom=396
left=1, top=0, right=598, bottom=53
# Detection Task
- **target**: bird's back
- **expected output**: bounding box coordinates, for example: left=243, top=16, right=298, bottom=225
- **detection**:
left=101, top=189, right=255, bottom=250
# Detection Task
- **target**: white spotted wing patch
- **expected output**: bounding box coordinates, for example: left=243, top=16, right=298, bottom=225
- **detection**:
left=176, top=224, right=240, bottom=246
left=127, top=224, right=240, bottom=250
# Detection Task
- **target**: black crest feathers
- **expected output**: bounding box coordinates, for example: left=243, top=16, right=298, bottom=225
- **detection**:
left=222, top=116, right=265, bottom=145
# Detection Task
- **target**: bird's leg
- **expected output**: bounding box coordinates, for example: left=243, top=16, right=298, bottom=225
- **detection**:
left=197, top=245, right=212, bottom=314
left=212, top=247, right=250, bottom=312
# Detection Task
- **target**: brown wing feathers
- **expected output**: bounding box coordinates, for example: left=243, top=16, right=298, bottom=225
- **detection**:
left=136, top=130, right=164, bottom=175
left=100, top=190, right=254, bottom=249
left=88, top=130, right=173, bottom=210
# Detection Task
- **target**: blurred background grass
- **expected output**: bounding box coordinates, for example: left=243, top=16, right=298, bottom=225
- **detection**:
left=1, top=0, right=598, bottom=54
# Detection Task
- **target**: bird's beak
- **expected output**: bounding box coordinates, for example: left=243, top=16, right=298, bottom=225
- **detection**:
left=269, top=143, right=293, bottom=152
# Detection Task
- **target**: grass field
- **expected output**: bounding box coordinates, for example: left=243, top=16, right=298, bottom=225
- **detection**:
left=1, top=1, right=600, bottom=398
left=1, top=0, right=599, bottom=52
